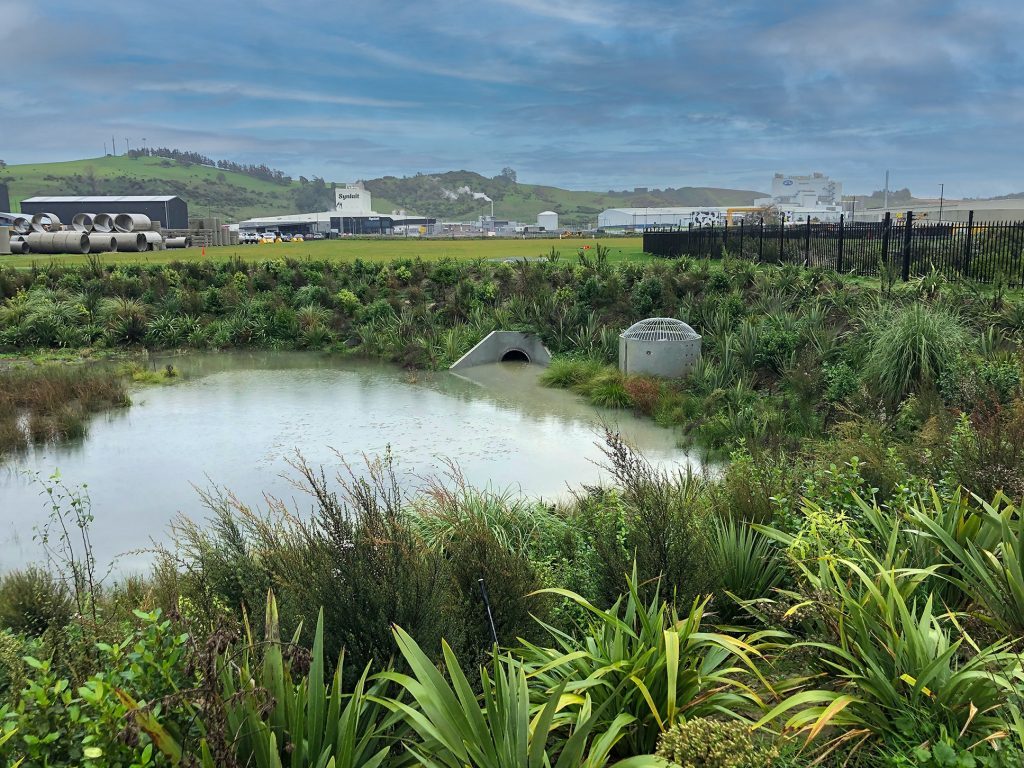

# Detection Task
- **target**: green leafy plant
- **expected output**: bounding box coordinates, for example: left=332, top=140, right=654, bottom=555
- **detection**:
left=518, top=566, right=777, bottom=757
left=379, top=625, right=662, bottom=768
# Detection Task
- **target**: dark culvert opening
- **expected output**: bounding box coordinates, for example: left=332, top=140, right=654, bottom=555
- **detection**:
left=501, top=349, right=531, bottom=363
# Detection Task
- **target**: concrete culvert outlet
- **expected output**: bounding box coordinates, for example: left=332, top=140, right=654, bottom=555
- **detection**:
left=500, top=349, right=531, bottom=362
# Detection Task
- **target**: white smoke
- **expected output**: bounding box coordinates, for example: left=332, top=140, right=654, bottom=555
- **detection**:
left=442, top=186, right=492, bottom=203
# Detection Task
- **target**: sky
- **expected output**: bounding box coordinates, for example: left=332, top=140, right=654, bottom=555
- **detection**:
left=2, top=0, right=1023, bottom=198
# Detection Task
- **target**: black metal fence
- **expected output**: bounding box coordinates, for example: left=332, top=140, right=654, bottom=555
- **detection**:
left=643, top=212, right=1024, bottom=285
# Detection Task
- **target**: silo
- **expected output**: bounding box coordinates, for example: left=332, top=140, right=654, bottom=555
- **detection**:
left=537, top=211, right=559, bottom=231
left=619, top=317, right=702, bottom=378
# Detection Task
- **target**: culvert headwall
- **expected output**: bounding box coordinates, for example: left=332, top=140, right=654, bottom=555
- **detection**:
left=449, top=331, right=551, bottom=370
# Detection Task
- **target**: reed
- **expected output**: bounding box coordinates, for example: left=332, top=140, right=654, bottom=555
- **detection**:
left=0, top=364, right=129, bottom=455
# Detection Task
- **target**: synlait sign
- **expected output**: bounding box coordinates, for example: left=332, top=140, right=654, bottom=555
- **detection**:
left=334, top=185, right=372, bottom=214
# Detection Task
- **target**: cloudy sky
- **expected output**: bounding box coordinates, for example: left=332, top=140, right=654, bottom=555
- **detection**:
left=3, top=0, right=1022, bottom=197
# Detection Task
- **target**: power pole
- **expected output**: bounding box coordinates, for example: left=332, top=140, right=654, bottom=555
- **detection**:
left=938, top=183, right=944, bottom=224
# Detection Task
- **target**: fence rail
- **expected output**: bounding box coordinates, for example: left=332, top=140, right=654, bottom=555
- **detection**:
left=643, top=212, right=1024, bottom=285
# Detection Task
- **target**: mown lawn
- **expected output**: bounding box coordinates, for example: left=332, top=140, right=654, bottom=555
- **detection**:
left=0, top=236, right=650, bottom=267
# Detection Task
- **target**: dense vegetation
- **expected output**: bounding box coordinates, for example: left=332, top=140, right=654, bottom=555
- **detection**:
left=4, top=250, right=1024, bottom=765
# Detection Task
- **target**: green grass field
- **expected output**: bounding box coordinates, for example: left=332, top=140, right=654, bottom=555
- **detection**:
left=1, top=236, right=650, bottom=268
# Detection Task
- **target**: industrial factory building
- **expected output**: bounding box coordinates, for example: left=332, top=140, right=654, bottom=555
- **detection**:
left=19, top=196, right=189, bottom=229
left=239, top=183, right=435, bottom=236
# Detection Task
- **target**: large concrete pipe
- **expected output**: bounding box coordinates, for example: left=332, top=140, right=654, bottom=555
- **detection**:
left=141, top=231, right=164, bottom=250
left=110, top=232, right=147, bottom=252
left=30, top=213, right=62, bottom=233
left=93, top=213, right=115, bottom=233
left=164, top=236, right=191, bottom=249
left=26, top=232, right=89, bottom=254
left=9, top=238, right=29, bottom=254
left=72, top=213, right=96, bottom=232
left=0, top=226, right=10, bottom=255
left=114, top=213, right=152, bottom=233
left=1, top=214, right=31, bottom=235
left=87, top=234, right=117, bottom=253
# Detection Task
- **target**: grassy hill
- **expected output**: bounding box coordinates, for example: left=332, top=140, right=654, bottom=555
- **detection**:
left=0, top=156, right=763, bottom=224
left=365, top=171, right=764, bottom=225
left=0, top=156, right=328, bottom=222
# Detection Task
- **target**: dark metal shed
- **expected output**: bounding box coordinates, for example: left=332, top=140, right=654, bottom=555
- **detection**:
left=18, top=195, right=189, bottom=229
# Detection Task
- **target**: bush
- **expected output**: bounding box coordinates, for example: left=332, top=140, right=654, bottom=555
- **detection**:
left=0, top=567, right=73, bottom=636
left=655, top=719, right=779, bottom=768
left=863, top=303, right=969, bottom=408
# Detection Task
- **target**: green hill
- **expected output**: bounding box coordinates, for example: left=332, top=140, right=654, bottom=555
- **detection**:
left=365, top=170, right=764, bottom=225
left=0, top=156, right=764, bottom=224
left=0, top=156, right=333, bottom=222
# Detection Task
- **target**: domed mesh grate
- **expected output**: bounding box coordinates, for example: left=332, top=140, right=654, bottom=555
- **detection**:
left=621, top=317, right=701, bottom=342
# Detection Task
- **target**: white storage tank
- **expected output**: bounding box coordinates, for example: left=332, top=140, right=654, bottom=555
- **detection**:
left=619, top=317, right=702, bottom=378
left=537, top=211, right=558, bottom=231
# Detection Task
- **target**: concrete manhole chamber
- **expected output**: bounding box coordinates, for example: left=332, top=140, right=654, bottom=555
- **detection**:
left=619, top=317, right=702, bottom=378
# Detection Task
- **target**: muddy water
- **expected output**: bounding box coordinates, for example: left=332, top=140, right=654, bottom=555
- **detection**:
left=0, top=352, right=701, bottom=571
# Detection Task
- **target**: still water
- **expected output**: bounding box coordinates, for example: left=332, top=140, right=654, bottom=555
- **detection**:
left=1, top=353, right=700, bottom=571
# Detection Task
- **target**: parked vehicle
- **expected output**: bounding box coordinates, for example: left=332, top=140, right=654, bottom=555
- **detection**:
left=259, top=232, right=278, bottom=244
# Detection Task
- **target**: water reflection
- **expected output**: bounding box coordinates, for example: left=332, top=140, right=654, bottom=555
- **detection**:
left=0, top=352, right=700, bottom=571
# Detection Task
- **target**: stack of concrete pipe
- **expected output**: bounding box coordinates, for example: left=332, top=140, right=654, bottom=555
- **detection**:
left=0, top=210, right=201, bottom=256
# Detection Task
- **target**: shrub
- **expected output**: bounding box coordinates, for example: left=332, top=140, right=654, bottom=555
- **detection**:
left=169, top=452, right=454, bottom=687
left=655, top=719, right=779, bottom=768
left=578, top=432, right=712, bottom=607
left=4, top=609, right=195, bottom=768
left=623, top=376, right=662, bottom=416
left=709, top=517, right=784, bottom=621
left=863, top=304, right=969, bottom=408
left=0, top=567, right=73, bottom=636
left=584, top=369, right=633, bottom=409
left=334, top=288, right=361, bottom=315
left=520, top=566, right=770, bottom=757
left=539, top=356, right=604, bottom=389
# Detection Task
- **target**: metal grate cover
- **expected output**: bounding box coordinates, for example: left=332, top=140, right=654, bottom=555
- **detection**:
left=621, top=317, right=701, bottom=342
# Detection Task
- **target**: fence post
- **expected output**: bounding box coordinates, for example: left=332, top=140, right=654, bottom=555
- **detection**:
left=778, top=215, right=785, bottom=263
left=758, top=217, right=764, bottom=262
left=901, top=210, right=914, bottom=281
left=804, top=215, right=811, bottom=265
left=963, top=210, right=974, bottom=279
left=881, top=212, right=892, bottom=276
left=837, top=214, right=845, bottom=273
left=739, top=220, right=744, bottom=257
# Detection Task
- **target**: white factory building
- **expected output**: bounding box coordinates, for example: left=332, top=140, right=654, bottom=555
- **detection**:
left=755, top=172, right=843, bottom=208
left=239, top=183, right=435, bottom=236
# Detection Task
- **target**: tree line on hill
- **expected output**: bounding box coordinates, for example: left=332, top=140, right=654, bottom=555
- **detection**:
left=126, top=147, right=293, bottom=185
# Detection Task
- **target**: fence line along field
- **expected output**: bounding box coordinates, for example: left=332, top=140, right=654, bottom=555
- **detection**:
left=0, top=236, right=649, bottom=267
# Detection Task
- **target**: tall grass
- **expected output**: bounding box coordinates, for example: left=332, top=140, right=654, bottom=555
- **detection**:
left=863, top=303, right=969, bottom=407
left=0, top=365, right=129, bottom=455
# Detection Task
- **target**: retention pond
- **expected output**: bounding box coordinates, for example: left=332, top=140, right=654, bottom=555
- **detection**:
left=1, top=352, right=700, bottom=571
